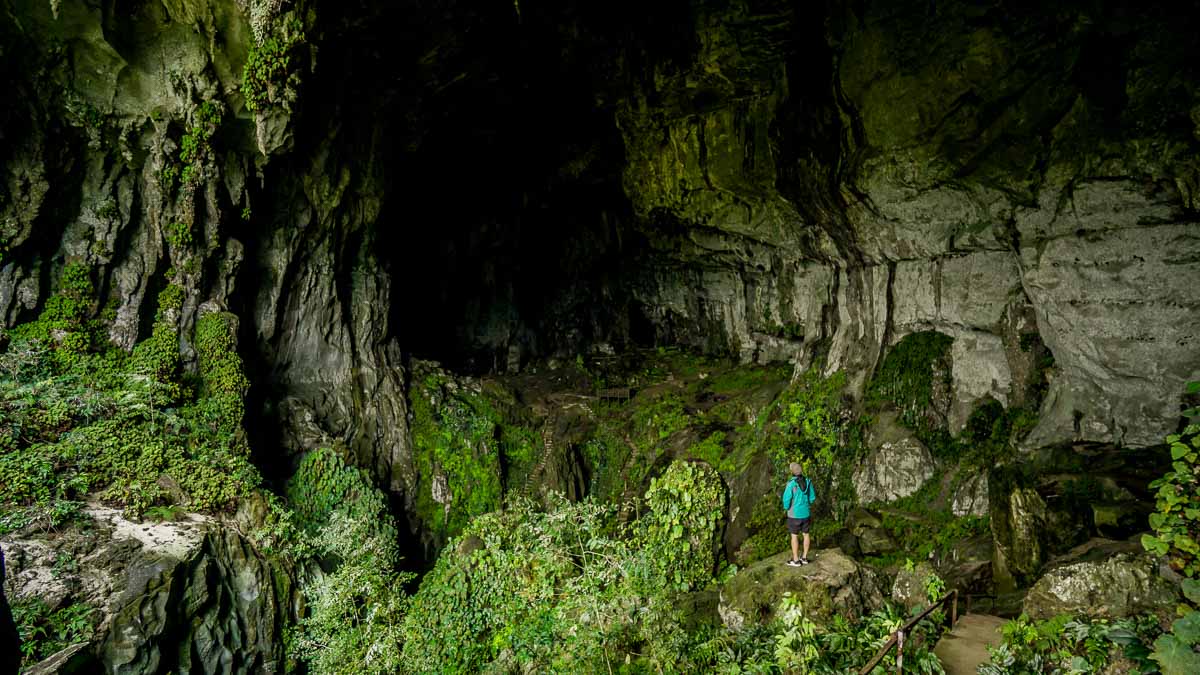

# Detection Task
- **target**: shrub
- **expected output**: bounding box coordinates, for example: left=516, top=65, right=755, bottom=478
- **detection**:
left=287, top=447, right=411, bottom=674
left=11, top=599, right=96, bottom=666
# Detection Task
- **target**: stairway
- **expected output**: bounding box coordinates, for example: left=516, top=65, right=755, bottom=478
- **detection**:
left=934, top=614, right=1006, bottom=675
left=521, top=410, right=558, bottom=496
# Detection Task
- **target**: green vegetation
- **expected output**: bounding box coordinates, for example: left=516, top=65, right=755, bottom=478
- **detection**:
left=165, top=221, right=193, bottom=250
left=3, top=262, right=97, bottom=370
left=980, top=613, right=1162, bottom=674
left=641, top=461, right=726, bottom=589
left=1141, top=382, right=1200, bottom=674
left=1142, top=390, right=1200, bottom=577
left=242, top=17, right=305, bottom=112
left=400, top=461, right=726, bottom=672
left=632, top=391, right=691, bottom=444
left=860, top=474, right=990, bottom=568
left=286, top=446, right=412, bottom=673
left=773, top=595, right=944, bottom=674
left=194, top=312, right=250, bottom=433
left=774, top=369, right=847, bottom=471
left=177, top=100, right=223, bottom=188
left=867, top=331, right=953, bottom=432
left=408, top=366, right=538, bottom=539
left=0, top=272, right=258, bottom=528
left=11, top=599, right=96, bottom=666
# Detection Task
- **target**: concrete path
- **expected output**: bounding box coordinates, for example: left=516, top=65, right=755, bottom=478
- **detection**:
left=934, top=614, right=1006, bottom=675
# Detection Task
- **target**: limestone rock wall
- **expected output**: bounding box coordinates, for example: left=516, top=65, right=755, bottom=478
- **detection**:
left=614, top=0, right=1200, bottom=448
left=2, top=506, right=298, bottom=673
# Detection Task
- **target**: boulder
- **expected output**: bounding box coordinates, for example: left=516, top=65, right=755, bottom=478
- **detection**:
left=2, top=505, right=297, bottom=674
left=845, top=507, right=883, bottom=535
left=991, top=485, right=1049, bottom=591
left=858, top=527, right=899, bottom=556
left=951, top=473, right=989, bottom=517
left=1091, top=502, right=1153, bottom=540
left=1023, top=543, right=1178, bottom=620
left=892, top=562, right=941, bottom=610
left=853, top=412, right=937, bottom=505
left=718, top=549, right=886, bottom=630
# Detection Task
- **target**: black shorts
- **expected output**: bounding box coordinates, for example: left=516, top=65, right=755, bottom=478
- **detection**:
left=787, top=517, right=811, bottom=535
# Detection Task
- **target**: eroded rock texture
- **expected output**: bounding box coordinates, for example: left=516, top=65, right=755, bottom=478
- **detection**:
left=2, top=506, right=297, bottom=673
left=2, top=1, right=1199, bottom=641
left=611, top=0, right=1200, bottom=447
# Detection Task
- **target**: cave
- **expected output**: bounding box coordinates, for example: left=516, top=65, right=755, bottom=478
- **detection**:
left=2, top=0, right=1200, bottom=672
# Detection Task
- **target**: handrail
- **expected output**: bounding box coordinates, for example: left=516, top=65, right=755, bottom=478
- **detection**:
left=858, top=589, right=959, bottom=675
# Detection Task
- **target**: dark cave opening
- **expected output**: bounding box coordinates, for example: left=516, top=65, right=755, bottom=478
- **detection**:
left=330, top=0, right=710, bottom=373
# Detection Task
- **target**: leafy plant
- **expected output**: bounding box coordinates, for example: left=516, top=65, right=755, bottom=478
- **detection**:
left=980, top=613, right=1163, bottom=674
left=287, top=447, right=411, bottom=674
left=242, top=17, right=305, bottom=112
left=11, top=599, right=95, bottom=666
left=1142, top=384, right=1200, bottom=578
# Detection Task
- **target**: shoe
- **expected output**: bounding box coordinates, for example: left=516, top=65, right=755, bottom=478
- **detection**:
left=785, top=559, right=802, bottom=567
left=799, top=557, right=810, bottom=565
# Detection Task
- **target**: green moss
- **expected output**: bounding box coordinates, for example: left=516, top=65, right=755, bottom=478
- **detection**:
left=867, top=331, right=953, bottom=431
left=631, top=392, right=691, bottom=445
left=242, top=18, right=305, bottom=112
left=738, top=492, right=791, bottom=563
left=408, top=371, right=508, bottom=539
left=704, top=362, right=790, bottom=394
left=194, top=312, right=250, bottom=433
left=581, top=428, right=631, bottom=501
left=689, top=431, right=728, bottom=470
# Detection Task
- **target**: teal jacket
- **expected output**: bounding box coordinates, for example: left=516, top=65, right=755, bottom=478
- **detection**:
left=782, top=476, right=815, bottom=519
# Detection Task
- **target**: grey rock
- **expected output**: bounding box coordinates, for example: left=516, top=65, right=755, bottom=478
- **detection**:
left=951, top=473, right=989, bottom=518
left=852, top=412, right=937, bottom=504
left=719, top=549, right=886, bottom=630
left=991, top=486, right=1049, bottom=591
left=892, top=562, right=940, bottom=611
left=3, top=505, right=297, bottom=674
left=1023, top=549, right=1178, bottom=620
left=857, top=527, right=899, bottom=556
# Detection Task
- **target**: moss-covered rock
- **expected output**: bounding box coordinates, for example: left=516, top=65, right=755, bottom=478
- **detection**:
left=718, top=549, right=886, bottom=630
left=891, top=561, right=941, bottom=611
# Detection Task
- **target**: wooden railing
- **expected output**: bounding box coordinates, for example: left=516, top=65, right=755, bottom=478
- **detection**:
left=858, top=589, right=959, bottom=675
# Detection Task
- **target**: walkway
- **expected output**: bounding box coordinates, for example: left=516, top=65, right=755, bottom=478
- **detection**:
left=933, top=613, right=1006, bottom=675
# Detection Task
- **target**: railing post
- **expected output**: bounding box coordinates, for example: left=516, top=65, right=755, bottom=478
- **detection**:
left=895, top=630, right=905, bottom=673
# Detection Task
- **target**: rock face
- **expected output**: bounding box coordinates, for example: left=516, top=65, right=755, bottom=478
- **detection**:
left=614, top=0, right=1200, bottom=446
left=892, top=562, right=940, bottom=611
left=2, top=507, right=296, bottom=673
left=1023, top=545, right=1178, bottom=620
left=718, top=549, right=886, bottom=630
left=852, top=412, right=938, bottom=504
left=990, top=486, right=1050, bottom=591
left=951, top=473, right=990, bottom=518
left=3, top=3, right=1200, bottom=653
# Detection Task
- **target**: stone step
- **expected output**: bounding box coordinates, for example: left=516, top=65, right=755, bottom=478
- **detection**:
left=934, top=613, right=1006, bottom=675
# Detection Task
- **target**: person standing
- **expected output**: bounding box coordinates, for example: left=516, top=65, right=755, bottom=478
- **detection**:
left=781, top=462, right=816, bottom=567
